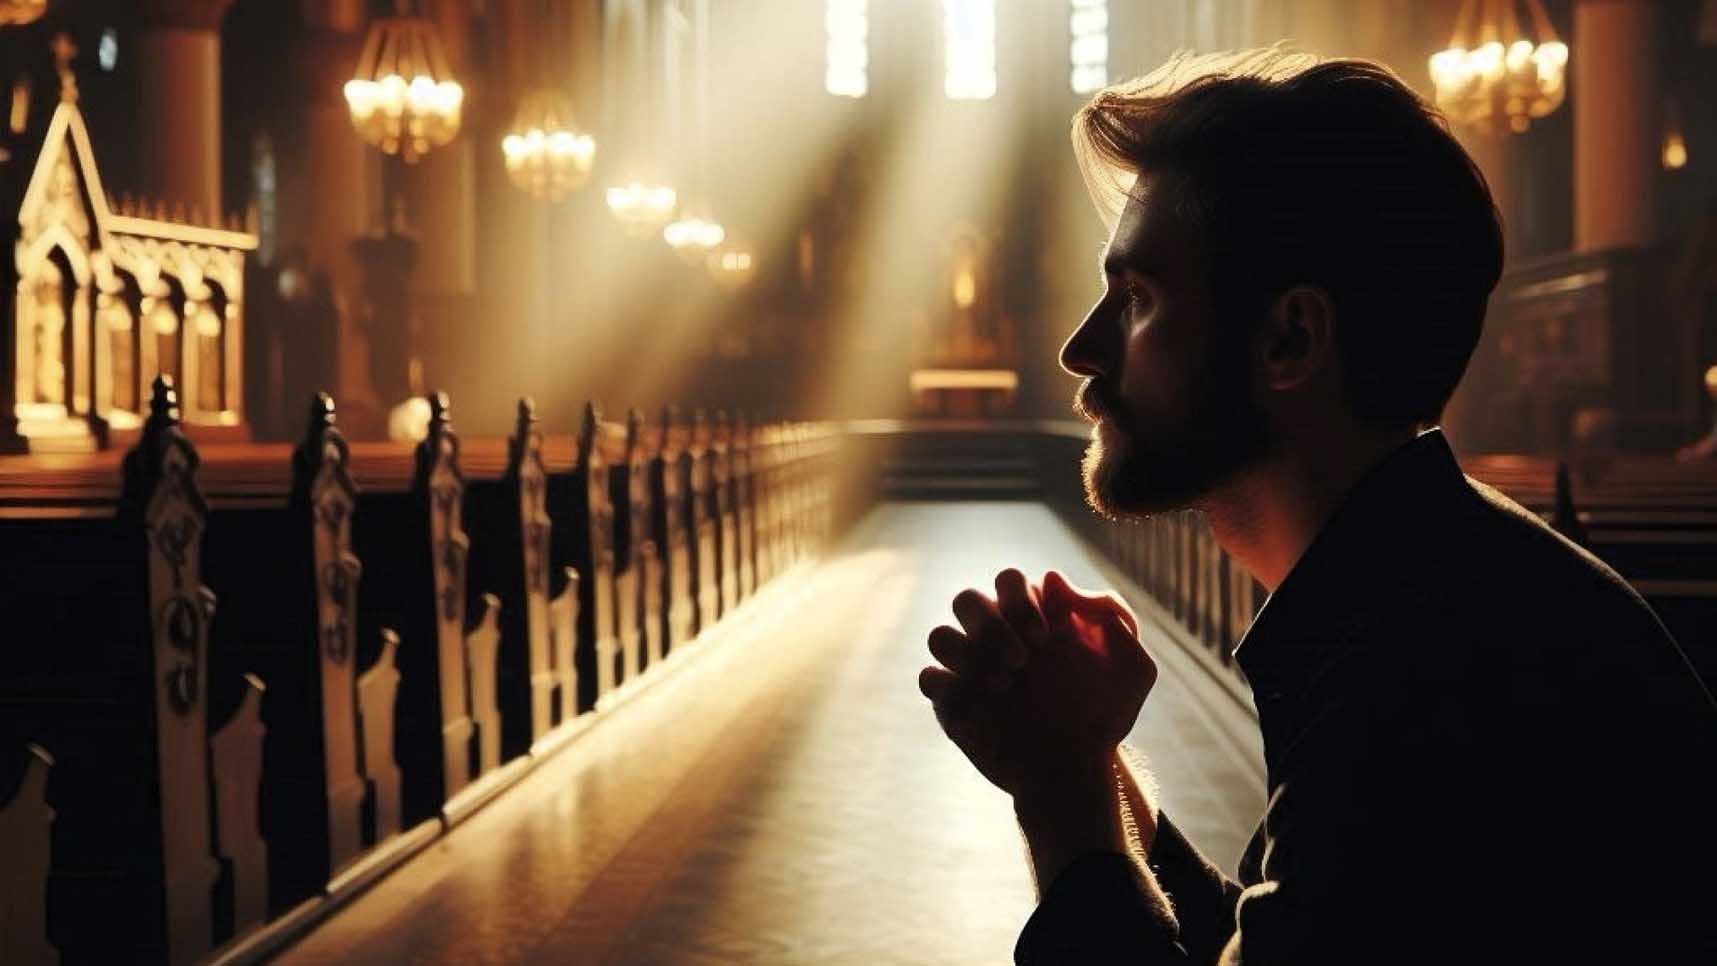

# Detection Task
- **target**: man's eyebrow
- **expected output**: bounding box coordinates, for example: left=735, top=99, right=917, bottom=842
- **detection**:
left=1101, top=251, right=1149, bottom=282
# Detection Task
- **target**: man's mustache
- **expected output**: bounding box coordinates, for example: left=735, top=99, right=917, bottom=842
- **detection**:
left=1075, top=380, right=1120, bottom=423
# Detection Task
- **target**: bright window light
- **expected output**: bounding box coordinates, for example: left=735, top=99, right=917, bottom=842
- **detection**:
left=944, top=0, right=996, bottom=100
left=826, top=0, right=868, bottom=98
left=1070, top=0, right=1107, bottom=94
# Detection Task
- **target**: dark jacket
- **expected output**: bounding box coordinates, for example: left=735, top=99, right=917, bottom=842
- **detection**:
left=1017, top=430, right=1717, bottom=964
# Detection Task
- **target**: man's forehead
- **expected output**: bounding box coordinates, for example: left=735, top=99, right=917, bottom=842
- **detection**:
left=1102, top=178, right=1162, bottom=272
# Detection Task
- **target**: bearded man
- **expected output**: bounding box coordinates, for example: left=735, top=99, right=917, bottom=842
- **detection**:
left=920, top=49, right=1717, bottom=964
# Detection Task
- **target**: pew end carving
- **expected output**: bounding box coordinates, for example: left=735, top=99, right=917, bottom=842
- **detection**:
left=356, top=629, right=403, bottom=844
left=0, top=744, right=56, bottom=966
left=209, top=674, right=269, bottom=940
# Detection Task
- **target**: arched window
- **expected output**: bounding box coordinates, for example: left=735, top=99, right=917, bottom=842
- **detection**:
left=1070, top=0, right=1108, bottom=94
left=825, top=0, right=868, bottom=98
left=943, top=0, right=996, bottom=100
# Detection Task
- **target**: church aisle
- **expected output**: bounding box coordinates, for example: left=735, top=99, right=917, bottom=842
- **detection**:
left=280, top=503, right=1262, bottom=966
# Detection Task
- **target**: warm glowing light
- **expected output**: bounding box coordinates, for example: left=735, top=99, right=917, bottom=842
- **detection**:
left=952, top=267, right=976, bottom=308
left=1429, top=0, right=1566, bottom=134
left=943, top=0, right=997, bottom=101
left=1664, top=131, right=1688, bottom=170
left=664, top=213, right=726, bottom=257
left=0, top=0, right=46, bottom=26
left=8, top=79, right=27, bottom=135
left=501, top=89, right=596, bottom=201
left=1069, top=0, right=1108, bottom=95
left=826, top=0, right=868, bottom=98
left=344, top=15, right=464, bottom=162
left=1704, top=365, right=1717, bottom=400
left=708, top=246, right=756, bottom=288
left=606, top=181, right=678, bottom=236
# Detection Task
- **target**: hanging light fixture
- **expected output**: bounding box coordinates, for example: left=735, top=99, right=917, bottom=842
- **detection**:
left=1429, top=0, right=1567, bottom=134
left=662, top=0, right=725, bottom=258
left=707, top=243, right=755, bottom=288
left=606, top=181, right=678, bottom=236
left=664, top=208, right=724, bottom=260
left=344, top=2, right=464, bottom=163
left=502, top=88, right=596, bottom=201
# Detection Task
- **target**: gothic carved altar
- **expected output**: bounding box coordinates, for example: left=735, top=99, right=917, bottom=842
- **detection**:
left=4, top=84, right=256, bottom=453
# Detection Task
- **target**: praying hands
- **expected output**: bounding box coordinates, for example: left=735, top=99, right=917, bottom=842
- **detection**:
left=919, top=569, right=1162, bottom=886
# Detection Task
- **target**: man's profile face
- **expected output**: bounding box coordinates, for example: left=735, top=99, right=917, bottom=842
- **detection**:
left=1060, top=176, right=1270, bottom=518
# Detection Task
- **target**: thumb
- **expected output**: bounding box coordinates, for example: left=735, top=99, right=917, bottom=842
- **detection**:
left=1046, top=572, right=1140, bottom=638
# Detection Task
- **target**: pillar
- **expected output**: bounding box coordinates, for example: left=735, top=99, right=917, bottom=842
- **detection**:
left=296, top=0, right=386, bottom=433
left=1574, top=0, right=1662, bottom=251
left=134, top=0, right=233, bottom=219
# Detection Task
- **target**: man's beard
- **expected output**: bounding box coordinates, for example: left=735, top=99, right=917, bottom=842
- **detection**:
left=1076, top=352, right=1269, bottom=520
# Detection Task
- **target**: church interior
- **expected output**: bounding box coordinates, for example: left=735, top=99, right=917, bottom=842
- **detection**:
left=1, top=0, right=1715, bottom=962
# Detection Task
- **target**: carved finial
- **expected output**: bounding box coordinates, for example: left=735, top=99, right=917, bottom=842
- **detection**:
left=516, top=396, right=538, bottom=427
left=51, top=33, right=77, bottom=103
left=155, top=199, right=169, bottom=221
left=715, top=409, right=730, bottom=441
left=658, top=404, right=677, bottom=451
left=428, top=391, right=452, bottom=433
left=624, top=407, right=644, bottom=457
left=148, top=374, right=181, bottom=429
left=307, top=392, right=336, bottom=433
left=291, top=392, right=353, bottom=506
left=171, top=202, right=187, bottom=224
left=121, top=374, right=204, bottom=521
left=190, top=204, right=205, bottom=227
left=581, top=400, right=600, bottom=437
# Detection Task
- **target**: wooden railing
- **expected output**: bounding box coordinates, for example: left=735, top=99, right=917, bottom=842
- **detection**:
left=0, top=377, right=846, bottom=965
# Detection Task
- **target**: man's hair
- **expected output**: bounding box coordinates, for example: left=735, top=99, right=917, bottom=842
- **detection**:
left=1074, top=47, right=1504, bottom=428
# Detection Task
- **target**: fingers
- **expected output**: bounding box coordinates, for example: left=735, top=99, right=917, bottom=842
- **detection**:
left=1040, top=570, right=1139, bottom=636
left=994, top=569, right=1044, bottom=666
left=927, top=624, right=973, bottom=676
left=952, top=589, right=1021, bottom=690
left=918, top=664, right=958, bottom=703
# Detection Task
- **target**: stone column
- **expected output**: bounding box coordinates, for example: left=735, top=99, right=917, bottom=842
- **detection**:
left=297, top=0, right=387, bottom=433
left=134, top=0, right=233, bottom=219
left=1574, top=0, right=1662, bottom=251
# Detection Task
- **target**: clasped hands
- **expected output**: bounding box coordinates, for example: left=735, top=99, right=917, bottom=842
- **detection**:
left=918, top=568, right=1157, bottom=803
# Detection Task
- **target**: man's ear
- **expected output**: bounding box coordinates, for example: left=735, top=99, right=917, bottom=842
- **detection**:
left=1258, top=285, right=1337, bottom=392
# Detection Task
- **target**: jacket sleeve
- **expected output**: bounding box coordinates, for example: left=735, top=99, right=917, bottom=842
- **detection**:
left=1018, top=646, right=1458, bottom=965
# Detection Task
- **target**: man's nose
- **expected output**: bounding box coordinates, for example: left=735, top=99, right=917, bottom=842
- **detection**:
left=1059, top=303, right=1110, bottom=379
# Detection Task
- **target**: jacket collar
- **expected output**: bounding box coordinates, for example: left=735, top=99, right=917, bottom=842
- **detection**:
left=1231, top=428, right=1472, bottom=695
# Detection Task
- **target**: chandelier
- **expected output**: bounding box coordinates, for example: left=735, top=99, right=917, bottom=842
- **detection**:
left=1429, top=0, right=1567, bottom=134
left=606, top=181, right=677, bottom=237
left=502, top=88, right=595, bottom=201
left=663, top=208, right=725, bottom=261
left=344, top=5, right=464, bottom=162
left=0, top=0, right=46, bottom=27
left=707, top=244, right=755, bottom=288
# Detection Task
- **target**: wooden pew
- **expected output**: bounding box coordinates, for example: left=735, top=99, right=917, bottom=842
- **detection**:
left=551, top=403, right=617, bottom=712
left=201, top=393, right=387, bottom=917
left=689, top=410, right=721, bottom=633
left=714, top=412, right=741, bottom=616
left=350, top=393, right=501, bottom=829
left=465, top=398, right=579, bottom=761
left=615, top=409, right=664, bottom=675
left=0, top=377, right=264, bottom=964
left=653, top=407, right=695, bottom=655
left=1, top=744, right=55, bottom=966
left=732, top=414, right=758, bottom=601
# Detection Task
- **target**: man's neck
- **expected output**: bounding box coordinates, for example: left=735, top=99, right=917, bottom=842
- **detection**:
left=1200, top=425, right=1421, bottom=593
